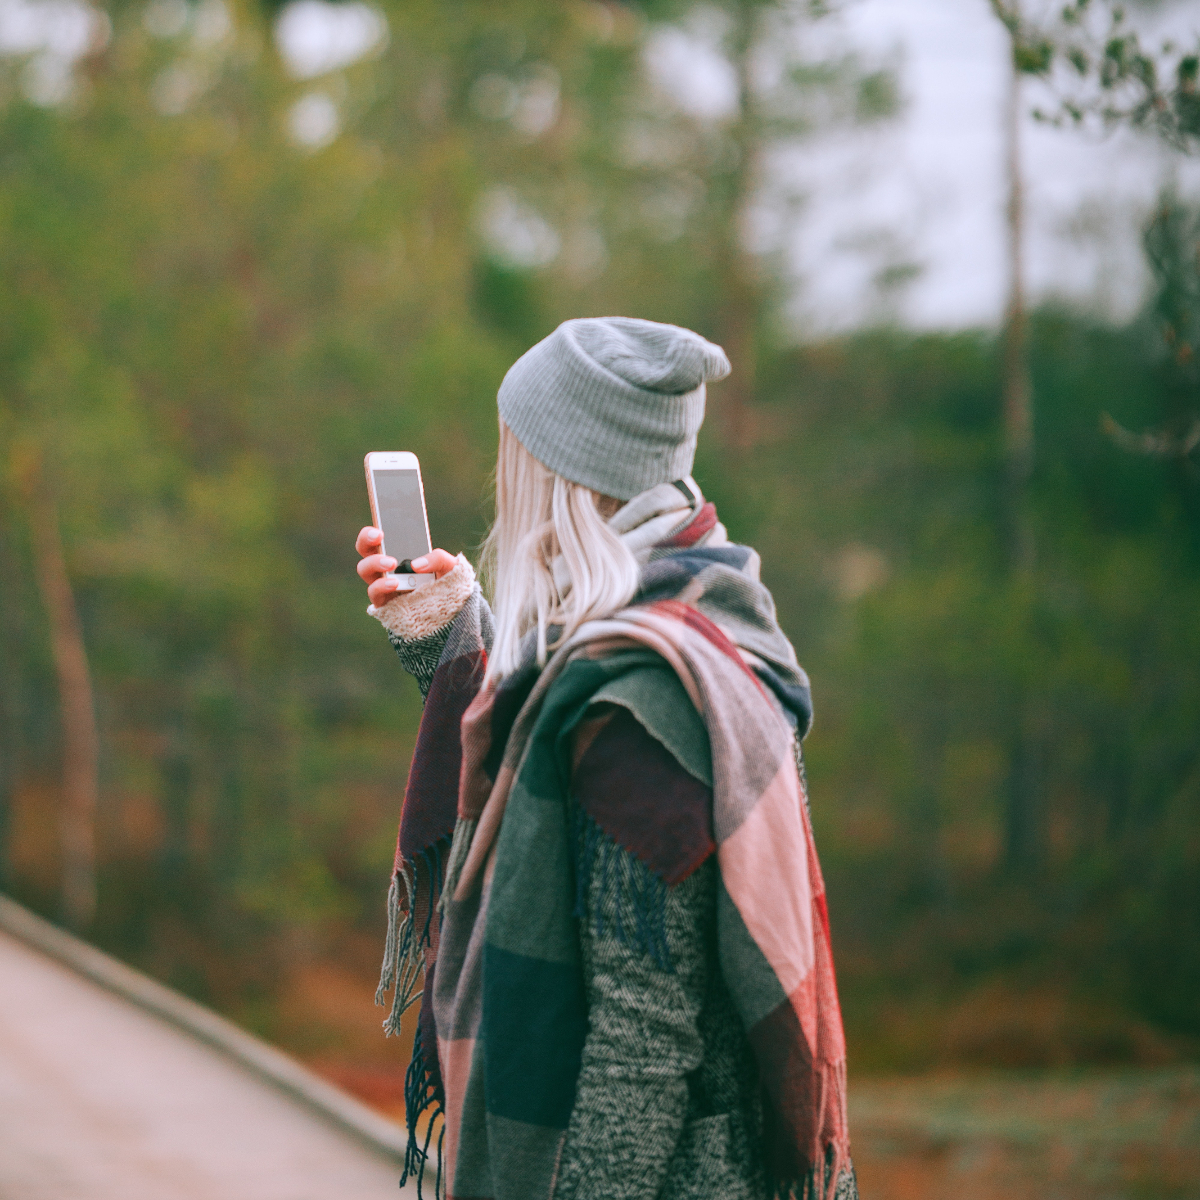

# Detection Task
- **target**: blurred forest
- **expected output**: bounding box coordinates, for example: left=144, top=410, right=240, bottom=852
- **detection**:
left=0, top=0, right=1198, bottom=1080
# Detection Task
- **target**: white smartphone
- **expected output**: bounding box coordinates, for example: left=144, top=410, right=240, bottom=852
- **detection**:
left=364, top=451, right=435, bottom=592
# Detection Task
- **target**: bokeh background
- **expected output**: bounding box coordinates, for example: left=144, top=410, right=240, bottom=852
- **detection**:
left=1, top=0, right=1199, bottom=1194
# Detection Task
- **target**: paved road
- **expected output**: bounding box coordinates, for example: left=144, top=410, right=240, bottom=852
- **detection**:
left=0, top=929, right=416, bottom=1200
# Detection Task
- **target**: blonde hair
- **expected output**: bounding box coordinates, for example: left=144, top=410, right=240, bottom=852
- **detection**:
left=481, top=422, right=640, bottom=681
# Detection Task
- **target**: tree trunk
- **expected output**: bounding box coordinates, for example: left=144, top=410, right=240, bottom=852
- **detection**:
left=0, top=684, right=12, bottom=893
left=1002, top=49, right=1034, bottom=573
left=1004, top=708, right=1043, bottom=873
left=712, top=0, right=761, bottom=453
left=1000, top=30, right=1042, bottom=876
left=20, top=459, right=98, bottom=930
left=0, top=506, right=18, bottom=893
left=160, top=739, right=191, bottom=885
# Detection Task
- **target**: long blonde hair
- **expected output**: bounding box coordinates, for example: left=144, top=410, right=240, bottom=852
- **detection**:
left=481, top=422, right=640, bottom=681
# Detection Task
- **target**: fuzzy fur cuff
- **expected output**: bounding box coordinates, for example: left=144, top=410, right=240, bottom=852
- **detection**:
left=368, top=554, right=475, bottom=641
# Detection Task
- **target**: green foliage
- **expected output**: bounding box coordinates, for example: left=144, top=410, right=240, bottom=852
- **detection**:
left=0, top=0, right=517, bottom=996
left=1103, top=195, right=1200, bottom=478
left=993, top=0, right=1200, bottom=151
left=735, top=314, right=1200, bottom=1056
left=0, top=0, right=1195, bottom=1066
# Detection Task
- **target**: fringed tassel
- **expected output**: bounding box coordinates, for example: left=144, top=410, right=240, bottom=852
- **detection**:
left=378, top=842, right=451, bottom=1197
left=377, top=841, right=448, bottom=1037
left=375, top=872, right=402, bottom=1009
left=439, top=816, right=477, bottom=913
left=768, top=1057, right=855, bottom=1200
left=771, top=1151, right=857, bottom=1200
left=435, top=1120, right=446, bottom=1198
left=376, top=861, right=423, bottom=1036
left=806, top=1150, right=858, bottom=1200
left=400, top=1020, right=446, bottom=1200
left=572, top=806, right=672, bottom=972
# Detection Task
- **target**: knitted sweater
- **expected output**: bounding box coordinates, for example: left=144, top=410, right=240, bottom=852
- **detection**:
left=379, top=563, right=768, bottom=1200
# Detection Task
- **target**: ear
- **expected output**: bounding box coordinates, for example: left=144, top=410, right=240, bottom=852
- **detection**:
left=594, top=493, right=623, bottom=520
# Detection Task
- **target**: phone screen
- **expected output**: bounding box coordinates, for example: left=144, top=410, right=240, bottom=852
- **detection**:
left=373, top=468, right=431, bottom=564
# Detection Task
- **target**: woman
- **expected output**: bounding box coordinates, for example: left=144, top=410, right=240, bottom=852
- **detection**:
left=356, top=318, right=856, bottom=1200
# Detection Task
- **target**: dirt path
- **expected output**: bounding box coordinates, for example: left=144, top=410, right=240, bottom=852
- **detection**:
left=0, top=929, right=415, bottom=1200
left=849, top=1067, right=1200, bottom=1199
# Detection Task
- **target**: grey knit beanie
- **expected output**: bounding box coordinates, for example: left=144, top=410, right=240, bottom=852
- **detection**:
left=497, top=317, right=731, bottom=500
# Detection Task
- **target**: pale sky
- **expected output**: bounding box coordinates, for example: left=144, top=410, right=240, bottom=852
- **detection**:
left=779, top=0, right=1200, bottom=333
left=3, top=0, right=1198, bottom=335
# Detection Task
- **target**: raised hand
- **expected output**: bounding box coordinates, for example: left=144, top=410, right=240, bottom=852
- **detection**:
left=355, top=527, right=459, bottom=607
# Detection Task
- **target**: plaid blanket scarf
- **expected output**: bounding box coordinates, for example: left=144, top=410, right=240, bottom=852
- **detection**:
left=377, top=495, right=851, bottom=1200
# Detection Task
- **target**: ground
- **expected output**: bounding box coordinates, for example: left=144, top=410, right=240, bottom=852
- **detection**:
left=272, top=960, right=1200, bottom=1199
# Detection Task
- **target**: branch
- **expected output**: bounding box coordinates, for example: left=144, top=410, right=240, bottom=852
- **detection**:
left=1006, top=1, right=1200, bottom=153
left=1101, top=412, right=1200, bottom=458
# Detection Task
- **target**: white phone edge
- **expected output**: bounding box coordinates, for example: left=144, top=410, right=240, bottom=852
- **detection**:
left=364, top=450, right=433, bottom=566
left=384, top=572, right=435, bottom=591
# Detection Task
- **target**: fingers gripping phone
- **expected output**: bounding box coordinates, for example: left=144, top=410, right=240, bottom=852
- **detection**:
left=365, top=451, right=435, bottom=592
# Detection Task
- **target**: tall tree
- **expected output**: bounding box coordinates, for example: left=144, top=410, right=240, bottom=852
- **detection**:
left=994, top=0, right=1200, bottom=468
left=989, top=0, right=1057, bottom=875
left=994, top=1, right=1041, bottom=875
left=0, top=498, right=17, bottom=894
left=710, top=0, right=765, bottom=452
left=465, top=1, right=896, bottom=447
left=13, top=448, right=98, bottom=930
left=1001, top=15, right=1035, bottom=574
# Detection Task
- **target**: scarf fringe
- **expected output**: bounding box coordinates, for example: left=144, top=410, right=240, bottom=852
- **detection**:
left=767, top=1053, right=854, bottom=1200
left=399, top=1019, right=446, bottom=1200
left=378, top=845, right=450, bottom=1198
left=572, top=807, right=672, bottom=972
left=376, top=843, right=445, bottom=1037
left=770, top=1148, right=857, bottom=1200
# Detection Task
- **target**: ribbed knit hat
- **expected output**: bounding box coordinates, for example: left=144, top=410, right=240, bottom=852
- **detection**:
left=497, top=317, right=731, bottom=500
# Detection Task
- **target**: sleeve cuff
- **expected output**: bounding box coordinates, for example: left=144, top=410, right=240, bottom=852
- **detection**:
left=367, top=554, right=476, bottom=641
